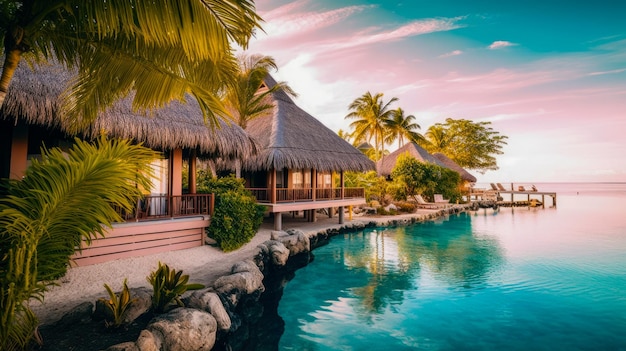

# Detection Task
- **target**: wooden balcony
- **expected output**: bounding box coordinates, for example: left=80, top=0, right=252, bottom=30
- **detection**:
left=246, top=187, right=365, bottom=204
left=114, top=193, right=214, bottom=222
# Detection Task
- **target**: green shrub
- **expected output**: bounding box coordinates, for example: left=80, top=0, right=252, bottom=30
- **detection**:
left=198, top=175, right=264, bottom=252
left=147, top=262, right=204, bottom=314
left=100, top=279, right=136, bottom=328
left=391, top=153, right=462, bottom=203
left=394, top=201, right=417, bottom=213
left=0, top=137, right=156, bottom=349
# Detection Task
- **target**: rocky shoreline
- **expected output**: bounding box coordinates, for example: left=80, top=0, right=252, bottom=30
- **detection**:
left=38, top=205, right=471, bottom=351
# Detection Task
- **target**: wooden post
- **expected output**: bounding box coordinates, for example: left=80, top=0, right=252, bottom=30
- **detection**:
left=270, top=169, right=277, bottom=204
left=340, top=171, right=345, bottom=199
left=312, top=169, right=317, bottom=201
left=274, top=212, right=282, bottom=231
left=189, top=150, right=197, bottom=194
left=339, top=206, right=345, bottom=224
left=9, top=123, right=29, bottom=180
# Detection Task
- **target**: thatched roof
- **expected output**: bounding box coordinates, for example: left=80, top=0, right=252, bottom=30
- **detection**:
left=241, top=75, right=375, bottom=172
left=377, top=142, right=445, bottom=176
left=432, top=153, right=477, bottom=183
left=0, top=62, right=257, bottom=159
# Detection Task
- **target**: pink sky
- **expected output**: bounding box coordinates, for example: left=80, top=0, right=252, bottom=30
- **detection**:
left=243, top=0, right=626, bottom=183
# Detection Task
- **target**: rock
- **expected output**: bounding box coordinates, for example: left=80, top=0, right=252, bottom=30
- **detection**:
left=55, top=301, right=93, bottom=327
left=104, top=342, right=139, bottom=351
left=270, top=230, right=287, bottom=240
left=187, top=290, right=232, bottom=331
left=124, top=288, right=152, bottom=324
left=278, top=232, right=310, bottom=256
left=94, top=287, right=151, bottom=325
left=136, top=330, right=160, bottom=351
left=147, top=308, right=217, bottom=351
left=213, top=260, right=265, bottom=307
left=268, top=241, right=289, bottom=266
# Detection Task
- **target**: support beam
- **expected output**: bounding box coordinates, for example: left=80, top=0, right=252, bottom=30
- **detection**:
left=274, top=212, right=282, bottom=231
left=188, top=150, right=197, bottom=194
left=9, top=123, right=28, bottom=180
left=339, top=206, right=345, bottom=224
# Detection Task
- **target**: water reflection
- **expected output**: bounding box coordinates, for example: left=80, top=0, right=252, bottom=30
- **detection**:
left=270, top=213, right=506, bottom=350
left=343, top=214, right=504, bottom=319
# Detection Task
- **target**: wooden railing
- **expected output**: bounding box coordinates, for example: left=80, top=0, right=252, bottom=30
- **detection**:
left=115, top=194, right=214, bottom=222
left=246, top=187, right=365, bottom=203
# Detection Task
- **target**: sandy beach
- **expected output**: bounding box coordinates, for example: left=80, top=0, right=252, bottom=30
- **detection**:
left=32, top=211, right=447, bottom=326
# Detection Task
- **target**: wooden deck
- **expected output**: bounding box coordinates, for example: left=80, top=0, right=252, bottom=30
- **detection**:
left=469, top=185, right=557, bottom=208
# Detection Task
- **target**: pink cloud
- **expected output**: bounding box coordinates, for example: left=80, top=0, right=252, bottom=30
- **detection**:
left=259, top=1, right=371, bottom=40
left=488, top=40, right=516, bottom=49
left=439, top=50, right=463, bottom=58
left=588, top=68, right=626, bottom=76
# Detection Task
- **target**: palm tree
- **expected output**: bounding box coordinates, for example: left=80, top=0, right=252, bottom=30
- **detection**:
left=345, top=92, right=398, bottom=161
left=423, top=124, right=449, bottom=153
left=0, top=136, right=157, bottom=349
left=222, top=53, right=296, bottom=177
left=0, top=1, right=262, bottom=129
left=384, top=108, right=424, bottom=147
left=223, top=54, right=296, bottom=129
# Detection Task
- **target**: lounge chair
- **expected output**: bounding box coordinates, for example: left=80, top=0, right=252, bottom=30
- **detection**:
left=531, top=185, right=538, bottom=192
left=496, top=183, right=507, bottom=191
left=434, top=194, right=452, bottom=207
left=518, top=186, right=526, bottom=191
left=414, top=195, right=446, bottom=209
left=490, top=183, right=499, bottom=191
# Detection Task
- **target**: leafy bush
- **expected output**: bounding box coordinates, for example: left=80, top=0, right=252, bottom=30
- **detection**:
left=393, top=201, right=417, bottom=213
left=0, top=137, right=156, bottom=349
left=391, top=153, right=462, bottom=203
left=198, top=175, right=265, bottom=252
left=101, top=278, right=136, bottom=328
left=147, top=262, right=204, bottom=314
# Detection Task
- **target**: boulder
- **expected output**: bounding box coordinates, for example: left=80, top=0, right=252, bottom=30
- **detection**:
left=55, top=301, right=93, bottom=327
left=213, top=260, right=265, bottom=306
left=136, top=330, right=160, bottom=351
left=261, top=240, right=289, bottom=266
left=104, top=342, right=139, bottom=351
left=94, top=287, right=151, bottom=325
left=147, top=308, right=217, bottom=351
left=187, top=290, right=232, bottom=331
left=281, top=230, right=310, bottom=256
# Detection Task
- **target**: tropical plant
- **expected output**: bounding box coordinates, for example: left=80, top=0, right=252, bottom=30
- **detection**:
left=222, top=53, right=296, bottom=177
left=223, top=53, right=296, bottom=129
left=391, top=153, right=462, bottom=203
left=100, top=278, right=136, bottom=329
left=0, top=136, right=156, bottom=350
left=345, top=92, right=398, bottom=161
left=384, top=107, right=423, bottom=147
left=0, top=1, right=262, bottom=128
left=421, top=118, right=508, bottom=173
left=198, top=175, right=265, bottom=252
left=147, top=262, right=204, bottom=314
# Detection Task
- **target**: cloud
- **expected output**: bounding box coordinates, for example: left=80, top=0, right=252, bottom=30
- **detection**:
left=488, top=40, right=516, bottom=49
left=316, top=17, right=465, bottom=54
left=439, top=49, right=463, bottom=58
left=588, top=68, right=626, bottom=76
left=260, top=2, right=372, bottom=39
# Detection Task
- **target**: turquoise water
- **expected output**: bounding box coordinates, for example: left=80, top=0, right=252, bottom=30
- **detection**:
left=277, top=183, right=626, bottom=350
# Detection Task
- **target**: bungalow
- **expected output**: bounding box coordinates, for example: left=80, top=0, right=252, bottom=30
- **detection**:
left=238, top=76, right=375, bottom=230
left=0, top=62, right=257, bottom=265
left=377, top=142, right=476, bottom=185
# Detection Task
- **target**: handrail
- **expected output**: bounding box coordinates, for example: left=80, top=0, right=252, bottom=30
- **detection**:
left=115, top=193, right=214, bottom=222
left=246, top=187, right=365, bottom=203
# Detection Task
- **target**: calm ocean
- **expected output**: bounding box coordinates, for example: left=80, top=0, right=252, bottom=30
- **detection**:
left=275, top=183, right=626, bottom=350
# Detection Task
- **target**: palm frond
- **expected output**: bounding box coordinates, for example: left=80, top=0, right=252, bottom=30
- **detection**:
left=0, top=136, right=157, bottom=348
